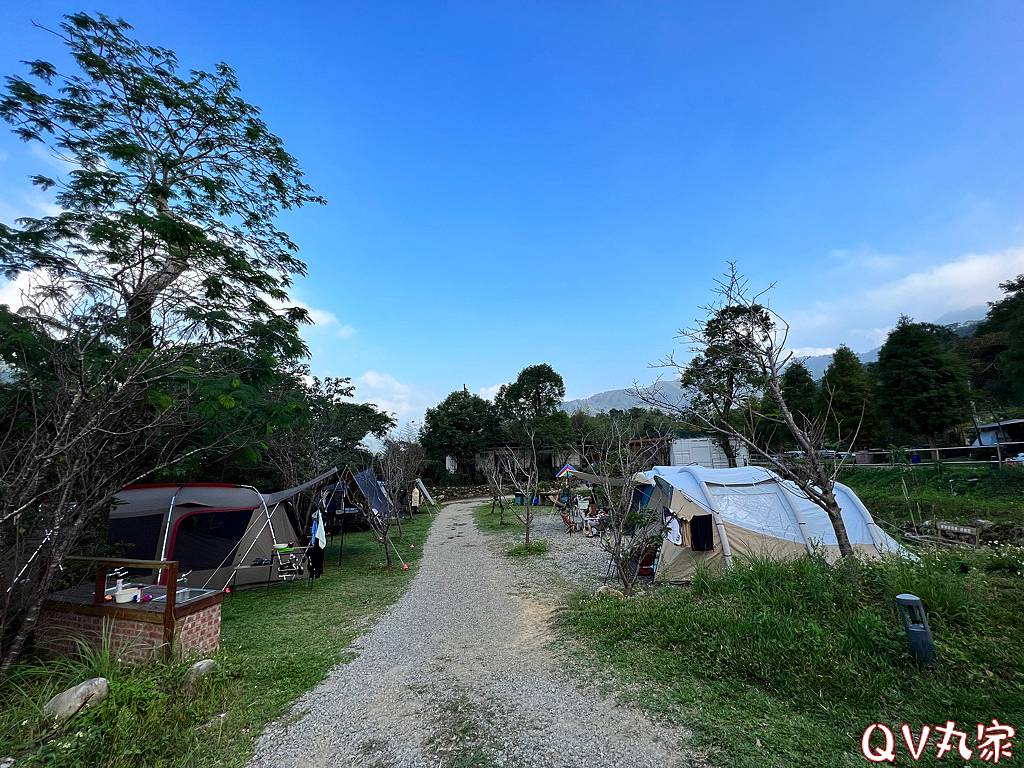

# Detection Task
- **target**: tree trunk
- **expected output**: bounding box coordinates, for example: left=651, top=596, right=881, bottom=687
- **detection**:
left=718, top=435, right=737, bottom=467
left=822, top=489, right=854, bottom=559
left=126, top=293, right=156, bottom=351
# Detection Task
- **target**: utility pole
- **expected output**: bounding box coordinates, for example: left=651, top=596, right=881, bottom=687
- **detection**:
left=994, top=411, right=1005, bottom=467
left=969, top=400, right=982, bottom=447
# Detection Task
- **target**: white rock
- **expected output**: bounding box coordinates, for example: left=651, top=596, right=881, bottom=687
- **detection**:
left=42, top=677, right=108, bottom=724
left=595, top=584, right=625, bottom=599
left=184, top=658, right=217, bottom=687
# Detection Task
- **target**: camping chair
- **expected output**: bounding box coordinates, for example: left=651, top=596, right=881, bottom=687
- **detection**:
left=271, top=544, right=309, bottom=582
left=574, top=496, right=598, bottom=536
left=560, top=510, right=576, bottom=536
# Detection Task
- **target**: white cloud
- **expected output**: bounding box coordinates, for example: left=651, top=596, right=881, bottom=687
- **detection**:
left=784, top=246, right=1024, bottom=353
left=863, top=248, right=1024, bottom=319
left=0, top=269, right=49, bottom=310
left=849, top=326, right=894, bottom=347
left=827, top=247, right=904, bottom=274
left=351, top=370, right=433, bottom=428
left=267, top=293, right=355, bottom=341
left=0, top=191, right=62, bottom=223
left=478, top=383, right=504, bottom=400
left=29, top=143, right=76, bottom=174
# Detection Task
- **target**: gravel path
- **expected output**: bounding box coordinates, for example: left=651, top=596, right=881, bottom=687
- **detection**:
left=528, top=506, right=610, bottom=588
left=248, top=499, right=694, bottom=768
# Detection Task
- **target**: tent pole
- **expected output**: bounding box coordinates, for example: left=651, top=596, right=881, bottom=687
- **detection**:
left=200, top=510, right=275, bottom=590
left=157, top=485, right=186, bottom=568
left=843, top=483, right=887, bottom=554
left=202, top=489, right=280, bottom=591
left=778, top=487, right=814, bottom=556
left=696, top=477, right=734, bottom=568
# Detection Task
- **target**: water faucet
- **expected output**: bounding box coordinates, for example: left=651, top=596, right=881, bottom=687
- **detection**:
left=105, top=567, right=128, bottom=592
left=177, top=570, right=192, bottom=584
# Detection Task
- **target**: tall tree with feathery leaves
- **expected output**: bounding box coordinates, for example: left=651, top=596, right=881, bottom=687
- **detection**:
left=0, top=12, right=324, bottom=353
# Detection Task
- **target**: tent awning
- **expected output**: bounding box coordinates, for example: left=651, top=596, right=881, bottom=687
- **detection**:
left=569, top=470, right=628, bottom=486
left=262, top=467, right=338, bottom=506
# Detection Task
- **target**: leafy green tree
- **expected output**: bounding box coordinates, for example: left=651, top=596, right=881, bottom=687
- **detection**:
left=680, top=304, right=768, bottom=466
left=875, top=317, right=970, bottom=444
left=819, top=346, right=874, bottom=446
left=0, top=13, right=330, bottom=669
left=970, top=274, right=1024, bottom=405
left=494, top=363, right=565, bottom=422
left=495, top=363, right=571, bottom=447
left=781, top=361, right=819, bottom=429
left=0, top=12, right=323, bottom=352
left=421, top=390, right=499, bottom=479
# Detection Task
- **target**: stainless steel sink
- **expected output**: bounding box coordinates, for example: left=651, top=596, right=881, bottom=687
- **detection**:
left=151, top=587, right=217, bottom=603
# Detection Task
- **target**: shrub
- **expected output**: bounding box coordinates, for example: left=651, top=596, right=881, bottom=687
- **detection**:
left=506, top=540, right=549, bottom=557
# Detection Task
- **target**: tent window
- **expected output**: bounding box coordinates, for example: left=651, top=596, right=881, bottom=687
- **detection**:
left=108, top=513, right=164, bottom=560
left=172, top=509, right=253, bottom=571
left=690, top=515, right=714, bottom=551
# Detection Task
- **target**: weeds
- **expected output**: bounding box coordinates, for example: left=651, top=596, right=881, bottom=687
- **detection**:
left=561, top=549, right=1024, bottom=767
left=840, top=465, right=1024, bottom=531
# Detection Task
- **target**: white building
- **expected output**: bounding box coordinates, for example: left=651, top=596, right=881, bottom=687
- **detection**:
left=669, top=437, right=748, bottom=468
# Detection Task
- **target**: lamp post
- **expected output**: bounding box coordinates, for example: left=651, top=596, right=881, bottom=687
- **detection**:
left=895, top=593, right=936, bottom=667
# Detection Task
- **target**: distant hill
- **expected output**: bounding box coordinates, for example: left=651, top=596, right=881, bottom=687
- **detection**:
left=801, top=348, right=878, bottom=379
left=562, top=379, right=687, bottom=414
left=946, top=319, right=982, bottom=338
left=933, top=306, right=988, bottom=325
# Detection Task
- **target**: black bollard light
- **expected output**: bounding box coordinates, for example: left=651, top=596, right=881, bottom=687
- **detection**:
left=895, top=593, right=937, bottom=667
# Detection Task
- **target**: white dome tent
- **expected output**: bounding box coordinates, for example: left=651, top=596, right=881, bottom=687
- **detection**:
left=637, top=465, right=908, bottom=582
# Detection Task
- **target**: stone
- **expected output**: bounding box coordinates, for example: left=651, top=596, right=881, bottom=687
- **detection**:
left=184, top=658, right=217, bottom=688
left=595, top=585, right=625, bottom=599
left=1, top=757, right=15, bottom=768
left=42, top=677, right=108, bottom=724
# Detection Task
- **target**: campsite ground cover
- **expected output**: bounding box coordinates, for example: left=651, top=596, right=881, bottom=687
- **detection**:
left=247, top=498, right=692, bottom=768
left=560, top=551, right=1024, bottom=767
left=471, top=500, right=528, bottom=535
left=0, top=510, right=437, bottom=767
left=472, top=492, right=1024, bottom=766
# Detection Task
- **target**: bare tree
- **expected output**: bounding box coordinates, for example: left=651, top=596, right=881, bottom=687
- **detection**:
left=640, top=264, right=858, bottom=560
left=578, top=416, right=667, bottom=594
left=0, top=289, right=230, bottom=672
left=482, top=456, right=508, bottom=525
left=497, top=427, right=541, bottom=548
left=373, top=425, right=425, bottom=566
left=378, top=425, right=425, bottom=517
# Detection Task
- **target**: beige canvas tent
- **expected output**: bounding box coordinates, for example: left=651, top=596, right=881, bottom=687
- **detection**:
left=640, top=466, right=907, bottom=582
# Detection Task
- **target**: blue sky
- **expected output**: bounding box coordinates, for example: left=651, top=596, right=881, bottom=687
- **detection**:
left=2, top=2, right=1024, bottom=423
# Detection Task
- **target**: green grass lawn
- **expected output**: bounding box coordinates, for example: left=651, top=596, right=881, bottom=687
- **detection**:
left=840, top=465, right=1024, bottom=535
left=561, top=549, right=1024, bottom=767
left=472, top=501, right=526, bottom=535
left=0, top=511, right=436, bottom=767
